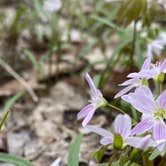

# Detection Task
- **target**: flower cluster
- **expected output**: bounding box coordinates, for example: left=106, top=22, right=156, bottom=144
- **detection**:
left=114, top=32, right=166, bottom=152
left=77, top=73, right=153, bottom=150
left=77, top=32, right=166, bottom=164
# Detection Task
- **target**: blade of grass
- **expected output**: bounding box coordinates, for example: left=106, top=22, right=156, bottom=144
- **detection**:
left=68, top=134, right=83, bottom=166
left=0, top=153, right=34, bottom=166
left=0, top=91, right=24, bottom=130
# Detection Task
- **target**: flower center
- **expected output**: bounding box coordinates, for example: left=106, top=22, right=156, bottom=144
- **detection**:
left=153, top=108, right=166, bottom=120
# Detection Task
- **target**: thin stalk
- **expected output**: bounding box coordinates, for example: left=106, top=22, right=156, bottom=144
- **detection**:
left=143, top=155, right=154, bottom=166
left=159, top=83, right=162, bottom=94
left=130, top=20, right=137, bottom=66
left=155, top=81, right=162, bottom=97
left=124, top=146, right=131, bottom=156
left=159, top=153, right=166, bottom=166
left=107, top=103, right=125, bottom=114
left=143, top=156, right=148, bottom=166
left=109, top=150, right=118, bottom=165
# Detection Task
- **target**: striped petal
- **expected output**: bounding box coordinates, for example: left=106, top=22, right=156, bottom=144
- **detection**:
left=100, top=137, right=113, bottom=145
left=85, top=73, right=98, bottom=96
left=114, top=85, right=134, bottom=98
left=126, top=135, right=151, bottom=149
left=153, top=120, right=166, bottom=141
left=82, top=109, right=96, bottom=127
left=86, top=125, right=113, bottom=137
left=157, top=89, right=166, bottom=109
left=114, top=114, right=131, bottom=138
left=77, top=104, right=93, bottom=120
left=131, top=118, right=154, bottom=135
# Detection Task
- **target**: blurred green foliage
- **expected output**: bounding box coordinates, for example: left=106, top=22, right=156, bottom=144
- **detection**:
left=0, top=0, right=165, bottom=84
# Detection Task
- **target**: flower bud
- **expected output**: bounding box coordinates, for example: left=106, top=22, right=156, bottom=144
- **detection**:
left=157, top=73, right=165, bottom=83
left=113, top=134, right=123, bottom=150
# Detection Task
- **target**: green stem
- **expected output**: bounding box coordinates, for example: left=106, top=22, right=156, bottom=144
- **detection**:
left=109, top=150, right=118, bottom=165
left=107, top=103, right=125, bottom=114
left=130, top=20, right=137, bottom=67
left=159, top=153, right=166, bottom=166
left=155, top=81, right=162, bottom=97
left=159, top=83, right=162, bottom=94
left=124, top=146, right=131, bottom=156
left=143, top=155, right=154, bottom=166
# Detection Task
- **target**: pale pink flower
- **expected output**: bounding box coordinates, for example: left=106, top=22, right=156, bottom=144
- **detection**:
left=122, top=86, right=166, bottom=150
left=114, top=57, right=151, bottom=98
left=77, top=73, right=105, bottom=127
left=86, top=114, right=151, bottom=150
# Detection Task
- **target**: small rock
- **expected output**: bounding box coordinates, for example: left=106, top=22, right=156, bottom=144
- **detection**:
left=7, top=131, right=30, bottom=156
left=50, top=158, right=62, bottom=166
left=24, top=140, right=44, bottom=160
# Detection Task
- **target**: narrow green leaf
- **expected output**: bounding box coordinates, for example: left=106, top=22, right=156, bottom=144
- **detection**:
left=0, top=91, right=24, bottom=130
left=0, top=111, right=9, bottom=131
left=119, top=155, right=129, bottom=165
left=23, top=49, right=40, bottom=70
left=93, top=74, right=102, bottom=88
left=76, top=40, right=97, bottom=60
left=123, top=161, right=131, bottom=166
left=0, top=153, right=34, bottom=166
left=111, top=161, right=120, bottom=166
left=3, top=91, right=24, bottom=113
left=130, top=149, right=142, bottom=161
left=135, top=38, right=144, bottom=68
left=93, top=146, right=108, bottom=162
left=91, top=15, right=123, bottom=32
left=149, top=148, right=160, bottom=160
left=68, top=134, right=83, bottom=166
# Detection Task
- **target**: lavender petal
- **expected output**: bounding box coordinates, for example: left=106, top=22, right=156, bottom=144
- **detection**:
left=114, top=85, right=134, bottom=98
left=124, top=86, right=155, bottom=114
left=157, top=89, right=166, bottom=109
left=160, top=59, right=166, bottom=73
left=126, top=135, right=151, bottom=149
left=153, top=120, right=166, bottom=141
left=77, top=104, right=93, bottom=120
left=86, top=125, right=113, bottom=137
left=141, top=57, right=151, bottom=70
left=100, top=137, right=113, bottom=145
left=82, top=109, right=96, bottom=127
left=114, top=114, right=131, bottom=139
left=131, top=118, right=154, bottom=135
left=85, top=73, right=97, bottom=96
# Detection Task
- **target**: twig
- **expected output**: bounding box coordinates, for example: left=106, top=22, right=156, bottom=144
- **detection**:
left=0, top=58, right=38, bottom=102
